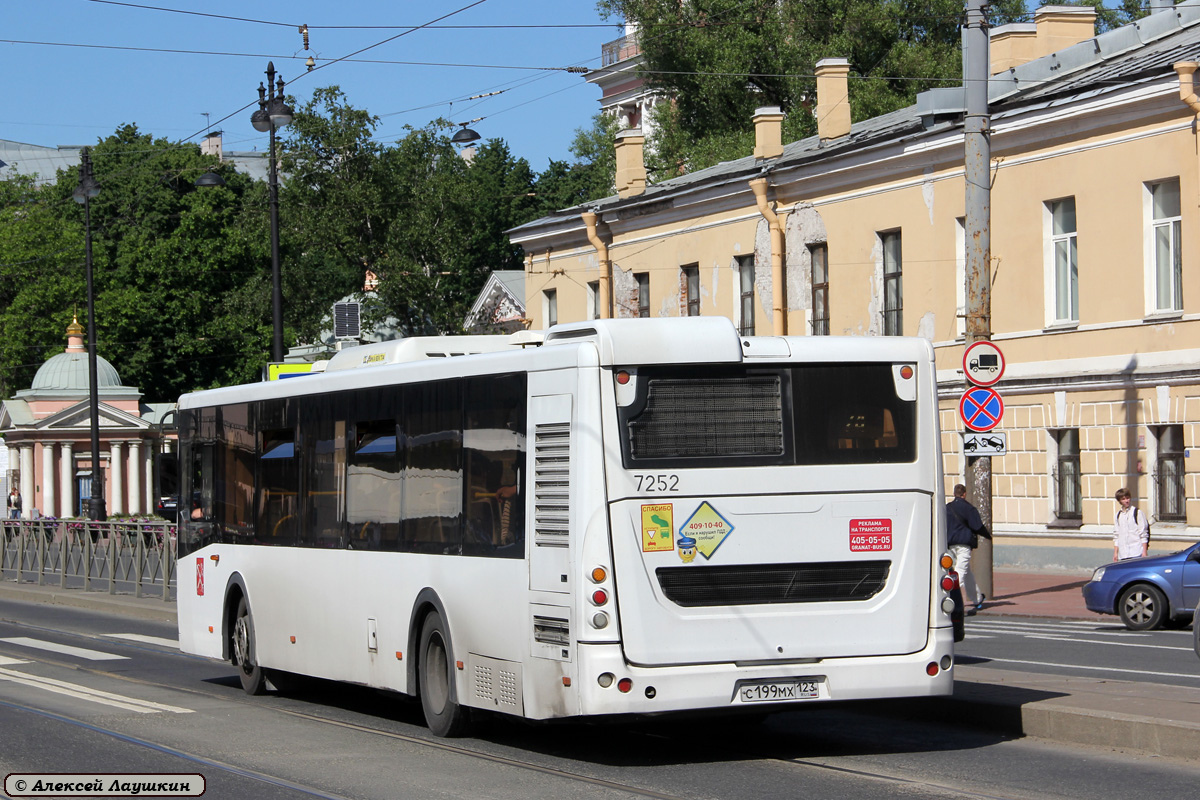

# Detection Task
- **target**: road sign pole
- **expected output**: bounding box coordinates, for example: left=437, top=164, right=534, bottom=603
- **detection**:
left=964, top=0, right=993, bottom=605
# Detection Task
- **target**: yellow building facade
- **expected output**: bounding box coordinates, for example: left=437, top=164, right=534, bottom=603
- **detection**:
left=508, top=7, right=1200, bottom=569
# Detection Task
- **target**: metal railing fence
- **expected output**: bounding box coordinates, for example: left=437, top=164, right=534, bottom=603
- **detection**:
left=0, top=519, right=175, bottom=601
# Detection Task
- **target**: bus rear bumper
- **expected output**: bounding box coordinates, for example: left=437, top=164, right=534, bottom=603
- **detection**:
left=566, top=629, right=954, bottom=718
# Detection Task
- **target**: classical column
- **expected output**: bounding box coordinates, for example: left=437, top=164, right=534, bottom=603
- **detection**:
left=143, top=444, right=154, bottom=514
left=40, top=442, right=55, bottom=520
left=60, top=441, right=74, bottom=518
left=110, top=440, right=124, bottom=516
left=19, top=444, right=34, bottom=520
left=128, top=439, right=142, bottom=516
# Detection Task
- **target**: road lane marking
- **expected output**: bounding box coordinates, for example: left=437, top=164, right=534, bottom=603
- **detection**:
left=104, top=633, right=180, bottom=649
left=0, top=656, right=30, bottom=666
left=0, top=667, right=192, bottom=713
left=1022, top=633, right=1194, bottom=651
left=0, top=637, right=128, bottom=661
left=975, top=656, right=1200, bottom=680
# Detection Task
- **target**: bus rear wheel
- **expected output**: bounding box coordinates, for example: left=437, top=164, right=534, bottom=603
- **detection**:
left=233, top=596, right=267, bottom=695
left=419, top=611, right=472, bottom=737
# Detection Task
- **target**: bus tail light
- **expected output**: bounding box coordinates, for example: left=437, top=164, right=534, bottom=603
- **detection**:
left=941, top=596, right=956, bottom=614
left=590, top=566, right=607, bottom=583
left=940, top=575, right=956, bottom=592
left=591, top=589, right=608, bottom=606
left=940, top=553, right=954, bottom=570
left=591, top=612, right=609, bottom=629
left=598, top=672, right=614, bottom=688
left=617, top=678, right=633, bottom=693
left=926, top=662, right=940, bottom=676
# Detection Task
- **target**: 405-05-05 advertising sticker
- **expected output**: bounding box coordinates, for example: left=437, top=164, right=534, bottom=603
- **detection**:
left=641, top=501, right=736, bottom=563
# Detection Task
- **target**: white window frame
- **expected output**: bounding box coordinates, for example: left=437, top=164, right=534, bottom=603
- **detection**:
left=954, top=217, right=966, bottom=339
left=733, top=255, right=755, bottom=336
left=587, top=281, right=599, bottom=321
left=542, top=289, right=557, bottom=329
left=1043, top=198, right=1078, bottom=326
left=1143, top=178, right=1183, bottom=316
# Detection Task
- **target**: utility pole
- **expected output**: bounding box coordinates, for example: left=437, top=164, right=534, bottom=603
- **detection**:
left=964, top=0, right=993, bottom=600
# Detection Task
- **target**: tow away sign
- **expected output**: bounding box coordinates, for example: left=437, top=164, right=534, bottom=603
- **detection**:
left=963, top=431, right=1006, bottom=456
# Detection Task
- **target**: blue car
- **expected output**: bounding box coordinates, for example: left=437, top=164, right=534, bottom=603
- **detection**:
left=1082, top=542, right=1200, bottom=631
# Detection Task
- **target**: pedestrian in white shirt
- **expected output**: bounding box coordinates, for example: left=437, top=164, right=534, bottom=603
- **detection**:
left=1112, top=487, right=1149, bottom=561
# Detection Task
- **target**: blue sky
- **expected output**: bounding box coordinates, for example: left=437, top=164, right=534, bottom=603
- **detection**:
left=1, top=0, right=621, bottom=170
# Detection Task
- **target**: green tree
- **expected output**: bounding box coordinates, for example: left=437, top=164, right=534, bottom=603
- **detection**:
left=599, top=0, right=1030, bottom=177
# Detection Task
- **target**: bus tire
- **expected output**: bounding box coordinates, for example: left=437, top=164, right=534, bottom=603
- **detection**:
left=418, top=611, right=472, bottom=737
left=233, top=596, right=268, bottom=695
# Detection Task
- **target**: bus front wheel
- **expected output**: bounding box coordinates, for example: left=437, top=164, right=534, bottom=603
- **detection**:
left=233, top=596, right=267, bottom=695
left=418, top=611, right=472, bottom=737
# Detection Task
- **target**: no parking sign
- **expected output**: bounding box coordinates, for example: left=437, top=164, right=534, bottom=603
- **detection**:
left=959, top=386, right=1004, bottom=432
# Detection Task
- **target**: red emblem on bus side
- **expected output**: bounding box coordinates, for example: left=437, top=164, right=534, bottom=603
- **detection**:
left=196, top=557, right=205, bottom=596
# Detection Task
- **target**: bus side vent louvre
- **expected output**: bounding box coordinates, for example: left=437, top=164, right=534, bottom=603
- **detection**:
left=656, top=561, right=891, bottom=607
left=470, top=655, right=522, bottom=710
left=533, top=421, right=571, bottom=547
left=533, top=615, right=570, bottom=647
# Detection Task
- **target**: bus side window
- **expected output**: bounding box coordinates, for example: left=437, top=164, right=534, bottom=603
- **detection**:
left=259, top=428, right=298, bottom=546
left=463, top=374, right=527, bottom=559
left=347, top=419, right=402, bottom=551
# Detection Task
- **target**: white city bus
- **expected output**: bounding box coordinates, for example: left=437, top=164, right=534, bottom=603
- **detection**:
left=176, top=317, right=956, bottom=736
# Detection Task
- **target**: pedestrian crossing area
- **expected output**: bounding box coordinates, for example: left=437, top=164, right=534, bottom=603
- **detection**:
left=0, top=631, right=190, bottom=714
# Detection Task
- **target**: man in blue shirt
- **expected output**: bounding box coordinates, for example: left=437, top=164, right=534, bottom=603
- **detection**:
left=946, top=484, right=985, bottom=613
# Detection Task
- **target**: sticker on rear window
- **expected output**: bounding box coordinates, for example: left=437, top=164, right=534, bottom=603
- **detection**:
left=850, top=519, right=892, bottom=552
left=641, top=504, right=675, bottom=552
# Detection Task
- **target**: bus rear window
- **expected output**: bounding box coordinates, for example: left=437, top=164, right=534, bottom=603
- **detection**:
left=620, top=364, right=915, bottom=467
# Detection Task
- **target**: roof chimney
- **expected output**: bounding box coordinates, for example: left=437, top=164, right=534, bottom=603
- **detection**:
left=815, top=59, right=852, bottom=142
left=200, top=131, right=223, bottom=160
left=1033, top=5, right=1097, bottom=58
left=752, top=106, right=784, bottom=160
left=614, top=128, right=647, bottom=198
left=989, top=23, right=1037, bottom=74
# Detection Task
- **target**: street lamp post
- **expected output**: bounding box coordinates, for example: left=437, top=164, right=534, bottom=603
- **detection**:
left=250, top=62, right=294, bottom=364
left=73, top=148, right=105, bottom=521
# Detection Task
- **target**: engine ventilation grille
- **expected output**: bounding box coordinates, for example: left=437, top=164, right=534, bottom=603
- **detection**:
left=533, top=615, right=570, bottom=646
left=533, top=421, right=570, bottom=547
left=628, top=375, right=783, bottom=459
left=656, top=561, right=890, bottom=607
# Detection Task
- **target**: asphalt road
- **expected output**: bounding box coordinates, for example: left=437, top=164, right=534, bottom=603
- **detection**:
left=1, top=599, right=1198, bottom=799
left=957, top=615, right=1200, bottom=688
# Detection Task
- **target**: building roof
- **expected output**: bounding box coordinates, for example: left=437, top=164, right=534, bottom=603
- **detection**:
left=0, top=138, right=270, bottom=185
left=508, top=5, right=1200, bottom=240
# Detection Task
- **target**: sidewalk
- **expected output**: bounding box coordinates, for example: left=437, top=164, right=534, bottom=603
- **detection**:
left=0, top=572, right=1196, bottom=760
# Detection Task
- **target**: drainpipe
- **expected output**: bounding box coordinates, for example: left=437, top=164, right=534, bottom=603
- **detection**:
left=1175, top=62, right=1200, bottom=207
left=581, top=210, right=611, bottom=318
left=749, top=178, right=789, bottom=335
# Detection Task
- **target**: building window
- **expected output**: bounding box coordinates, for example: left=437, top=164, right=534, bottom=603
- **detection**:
left=1055, top=428, right=1081, bottom=520
left=735, top=255, right=755, bottom=335
left=810, top=244, right=829, bottom=336
left=587, top=281, right=599, bottom=320
left=955, top=217, right=967, bottom=338
left=1049, top=198, right=1078, bottom=323
left=682, top=264, right=700, bottom=316
left=1156, top=425, right=1185, bottom=521
left=543, top=289, right=557, bottom=328
left=881, top=231, right=902, bottom=336
left=1150, top=179, right=1182, bottom=313
left=636, top=272, right=650, bottom=318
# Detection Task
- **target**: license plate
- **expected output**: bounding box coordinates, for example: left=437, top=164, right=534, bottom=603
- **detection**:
left=738, top=678, right=822, bottom=703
